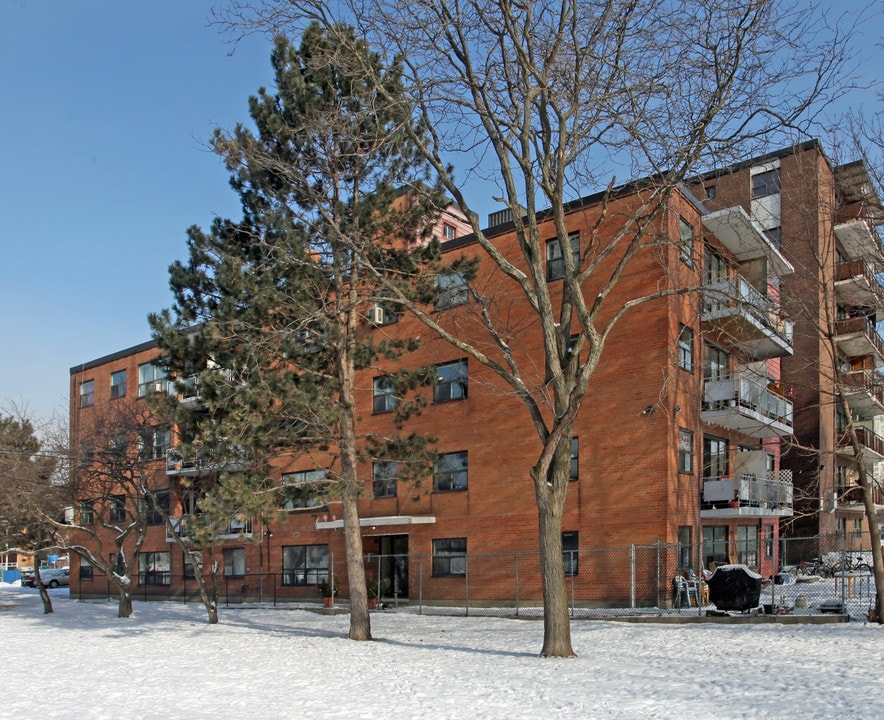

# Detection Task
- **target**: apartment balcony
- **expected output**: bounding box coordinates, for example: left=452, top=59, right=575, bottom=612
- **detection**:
left=167, top=514, right=253, bottom=541
left=835, top=260, right=884, bottom=310
left=702, top=375, right=793, bottom=437
left=834, top=218, right=883, bottom=263
left=840, top=370, right=884, bottom=418
left=178, top=375, right=203, bottom=410
left=834, top=316, right=884, bottom=366
left=836, top=483, right=884, bottom=512
left=166, top=447, right=247, bottom=477
left=701, top=206, right=793, bottom=277
left=701, top=471, right=794, bottom=518
left=702, top=275, right=794, bottom=359
left=836, top=426, right=884, bottom=470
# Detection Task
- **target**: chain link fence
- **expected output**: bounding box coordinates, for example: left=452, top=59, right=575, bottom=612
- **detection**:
left=72, top=535, right=878, bottom=621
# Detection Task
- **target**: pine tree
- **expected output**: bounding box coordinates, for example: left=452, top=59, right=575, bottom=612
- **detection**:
left=150, top=23, right=443, bottom=638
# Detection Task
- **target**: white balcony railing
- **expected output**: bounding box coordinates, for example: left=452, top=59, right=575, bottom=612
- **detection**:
left=702, top=375, right=793, bottom=438
left=702, top=472, right=793, bottom=517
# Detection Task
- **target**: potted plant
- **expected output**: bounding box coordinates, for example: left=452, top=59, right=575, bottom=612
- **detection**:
left=318, top=578, right=337, bottom=607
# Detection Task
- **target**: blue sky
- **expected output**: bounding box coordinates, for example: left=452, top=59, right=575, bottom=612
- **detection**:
left=1, top=1, right=881, bottom=424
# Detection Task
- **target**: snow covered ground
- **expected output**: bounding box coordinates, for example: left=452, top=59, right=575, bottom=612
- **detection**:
left=2, top=583, right=883, bottom=720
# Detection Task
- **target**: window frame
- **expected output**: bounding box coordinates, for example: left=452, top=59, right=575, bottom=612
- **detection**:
left=435, top=271, right=468, bottom=310
left=79, top=379, right=94, bottom=408
left=702, top=435, right=729, bottom=481
left=372, top=461, right=398, bottom=499
left=282, top=544, right=329, bottom=586
left=222, top=547, right=246, bottom=578
left=110, top=369, right=127, bottom=399
left=137, top=362, right=168, bottom=398
left=139, top=551, right=171, bottom=586
left=678, top=216, right=694, bottom=268
left=109, top=494, right=126, bottom=523
left=678, top=325, right=694, bottom=372
left=281, top=469, right=329, bottom=510
left=145, top=491, right=170, bottom=526
left=569, top=437, right=579, bottom=481
left=372, top=376, right=397, bottom=414
left=434, top=451, right=468, bottom=492
left=432, top=537, right=467, bottom=577
left=562, top=531, right=579, bottom=576
left=751, top=168, right=781, bottom=198
left=678, top=429, right=694, bottom=474
left=434, top=360, right=468, bottom=403
left=546, top=232, right=580, bottom=281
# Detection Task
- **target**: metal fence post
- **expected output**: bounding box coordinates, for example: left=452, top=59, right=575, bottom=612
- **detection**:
left=655, top=541, right=661, bottom=609
left=515, top=552, right=520, bottom=617
left=630, top=545, right=636, bottom=609
left=418, top=554, right=423, bottom=615
left=465, top=554, right=470, bottom=617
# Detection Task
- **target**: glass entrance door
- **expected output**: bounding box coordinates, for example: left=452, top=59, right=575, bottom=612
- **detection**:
left=379, top=534, right=409, bottom=599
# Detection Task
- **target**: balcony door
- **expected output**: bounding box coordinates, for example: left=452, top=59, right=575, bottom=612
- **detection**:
left=378, top=534, right=409, bottom=599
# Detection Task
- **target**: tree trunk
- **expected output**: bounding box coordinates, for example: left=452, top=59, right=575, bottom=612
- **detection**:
left=535, top=451, right=575, bottom=657
left=342, top=490, right=371, bottom=640
left=117, top=587, right=133, bottom=619
left=37, top=582, right=54, bottom=615
left=858, top=473, right=884, bottom=623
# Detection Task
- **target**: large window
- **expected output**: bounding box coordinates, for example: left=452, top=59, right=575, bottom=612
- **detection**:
left=434, top=451, right=468, bottom=492
left=703, top=435, right=728, bottom=481
left=223, top=548, right=245, bottom=577
left=735, top=526, right=758, bottom=567
left=432, top=537, right=467, bottom=576
left=678, top=325, right=694, bottom=372
left=372, top=461, right=398, bottom=499
left=145, top=491, right=169, bottom=526
left=110, top=369, right=127, bottom=399
left=546, top=232, right=580, bottom=280
left=138, top=362, right=168, bottom=397
left=139, top=551, right=171, bottom=585
left=751, top=168, right=780, bottom=198
left=678, top=217, right=694, bottom=268
left=679, top=429, right=693, bottom=474
left=702, top=526, right=728, bottom=568
left=703, top=343, right=728, bottom=381
left=678, top=526, right=692, bottom=570
left=373, top=376, right=397, bottom=414
left=704, top=247, right=728, bottom=285
left=79, top=501, right=94, bottom=525
left=562, top=531, right=579, bottom=576
left=109, top=495, right=126, bottom=523
left=79, top=557, right=93, bottom=580
left=435, top=271, right=468, bottom=309
left=282, top=544, right=329, bottom=586
left=139, top=426, right=171, bottom=461
left=79, top=379, right=94, bottom=408
left=434, top=360, right=468, bottom=403
left=281, top=469, right=329, bottom=509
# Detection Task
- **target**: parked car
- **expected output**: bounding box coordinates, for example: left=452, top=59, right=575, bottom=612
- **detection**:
left=21, top=568, right=70, bottom=588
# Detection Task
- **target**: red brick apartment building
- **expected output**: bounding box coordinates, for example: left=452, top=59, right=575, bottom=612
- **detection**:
left=690, top=140, right=884, bottom=545
left=69, top=148, right=860, bottom=608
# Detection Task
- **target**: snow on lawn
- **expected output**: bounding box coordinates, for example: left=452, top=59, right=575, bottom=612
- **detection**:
left=2, top=584, right=884, bottom=720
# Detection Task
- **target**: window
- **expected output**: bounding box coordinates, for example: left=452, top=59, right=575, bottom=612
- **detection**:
left=432, top=537, right=466, bottom=576
left=703, top=343, right=728, bottom=382
left=183, top=551, right=201, bottom=579
left=373, top=461, right=398, bottom=498
left=702, top=526, right=728, bottom=568
left=736, top=526, right=758, bottom=567
left=853, top=518, right=863, bottom=539
left=678, top=325, right=693, bottom=372
left=434, top=360, right=468, bottom=403
left=79, top=380, right=94, bottom=408
left=836, top=517, right=847, bottom=539
left=705, top=185, right=716, bottom=200
left=703, top=435, right=728, bottom=481
left=751, top=168, right=780, bottom=198
left=110, top=433, right=128, bottom=461
left=138, top=362, right=168, bottom=397
left=79, top=501, right=94, bottom=525
left=78, top=442, right=94, bottom=468
left=678, top=526, right=692, bottom=570
left=373, top=376, right=396, bottom=414
left=79, top=557, right=93, bottom=580
left=110, top=369, right=126, bottom=399
left=562, top=531, right=579, bottom=576
left=223, top=548, right=245, bottom=577
left=282, top=544, right=329, bottom=585
left=139, top=551, right=171, bottom=585
left=145, top=491, right=169, bottom=525
left=546, top=232, right=580, bottom=280
left=139, top=426, right=171, bottom=461
left=679, top=429, right=693, bottom=474
left=434, top=451, right=468, bottom=492
left=569, top=437, right=579, bottom=481
left=281, top=469, right=329, bottom=509
left=442, top=223, right=456, bottom=241
left=369, top=301, right=398, bottom=326
left=435, top=271, right=468, bottom=309
left=109, top=495, right=126, bottom=523
left=704, top=247, right=728, bottom=285
left=764, top=525, right=775, bottom=558
left=678, top=217, right=694, bottom=268
left=764, top=227, right=782, bottom=246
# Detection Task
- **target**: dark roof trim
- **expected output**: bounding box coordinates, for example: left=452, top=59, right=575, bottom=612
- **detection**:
left=70, top=338, right=158, bottom=376
left=689, top=139, right=825, bottom=183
